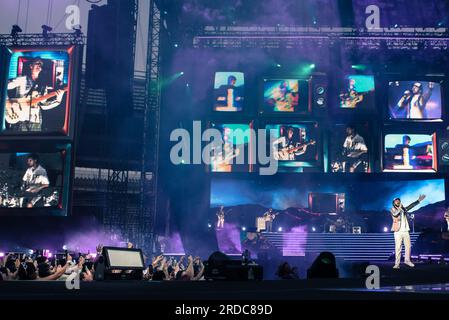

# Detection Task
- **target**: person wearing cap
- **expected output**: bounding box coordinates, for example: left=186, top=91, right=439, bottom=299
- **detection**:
left=390, top=194, right=426, bottom=269
left=6, top=57, right=65, bottom=132
left=397, top=82, right=434, bottom=119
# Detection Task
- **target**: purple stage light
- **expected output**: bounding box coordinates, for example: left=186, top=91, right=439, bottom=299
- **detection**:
left=0, top=252, right=4, bottom=258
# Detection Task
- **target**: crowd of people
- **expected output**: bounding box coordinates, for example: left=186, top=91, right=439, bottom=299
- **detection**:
left=1, top=243, right=311, bottom=282
left=0, top=244, right=207, bottom=282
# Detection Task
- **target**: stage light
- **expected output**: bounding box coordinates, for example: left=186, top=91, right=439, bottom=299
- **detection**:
left=208, top=223, right=212, bottom=228
left=28, top=249, right=34, bottom=255
left=0, top=252, right=4, bottom=258
left=276, top=63, right=282, bottom=68
left=307, top=252, right=339, bottom=279
left=174, top=43, right=179, bottom=48
left=242, top=226, right=246, bottom=231
left=42, top=25, right=53, bottom=38
left=47, top=253, right=53, bottom=258
left=11, top=25, right=22, bottom=37
left=394, top=24, right=398, bottom=28
left=309, top=64, right=316, bottom=69
left=351, top=64, right=367, bottom=71
left=73, top=25, right=83, bottom=38
left=180, top=72, right=184, bottom=75
left=62, top=245, right=68, bottom=250
left=186, top=83, right=190, bottom=87
left=163, top=11, right=168, bottom=15
left=383, top=227, right=388, bottom=232
left=312, top=227, right=316, bottom=232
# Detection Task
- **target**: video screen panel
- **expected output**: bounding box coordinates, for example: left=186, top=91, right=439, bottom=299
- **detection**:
left=266, top=122, right=318, bottom=169
left=383, top=133, right=437, bottom=172
left=0, top=143, right=71, bottom=216
left=213, top=72, right=244, bottom=112
left=388, top=81, right=442, bottom=120
left=1, top=46, right=78, bottom=135
left=338, top=75, right=375, bottom=110
left=329, top=123, right=370, bottom=173
left=209, top=122, right=253, bottom=172
left=262, top=79, right=309, bottom=113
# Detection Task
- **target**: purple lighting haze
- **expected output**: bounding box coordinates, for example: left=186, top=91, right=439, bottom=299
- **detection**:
left=215, top=223, right=242, bottom=255
left=283, top=226, right=308, bottom=257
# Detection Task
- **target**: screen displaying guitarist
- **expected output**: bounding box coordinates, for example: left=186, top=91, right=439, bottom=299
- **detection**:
left=263, top=208, right=279, bottom=232
left=21, top=154, right=50, bottom=208
left=341, top=125, right=368, bottom=172
left=5, top=57, right=66, bottom=132
left=272, top=126, right=315, bottom=161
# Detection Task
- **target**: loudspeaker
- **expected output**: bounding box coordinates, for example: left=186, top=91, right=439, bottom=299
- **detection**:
left=204, top=251, right=263, bottom=281
left=311, top=74, right=328, bottom=115
left=438, top=138, right=449, bottom=166
left=94, top=256, right=105, bottom=281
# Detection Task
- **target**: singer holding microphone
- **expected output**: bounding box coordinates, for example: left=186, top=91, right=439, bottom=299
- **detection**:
left=390, top=194, right=426, bottom=269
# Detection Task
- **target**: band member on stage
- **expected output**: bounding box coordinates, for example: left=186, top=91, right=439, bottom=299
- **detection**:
left=442, top=209, right=449, bottom=232
left=215, top=75, right=243, bottom=111
left=21, top=154, right=50, bottom=208
left=272, top=126, right=315, bottom=161
left=263, top=208, right=278, bottom=233
left=216, top=206, right=226, bottom=229
left=396, top=82, right=434, bottom=119
left=442, top=209, right=449, bottom=252
left=341, top=124, right=368, bottom=173
left=6, top=57, right=66, bottom=132
left=390, top=194, right=426, bottom=269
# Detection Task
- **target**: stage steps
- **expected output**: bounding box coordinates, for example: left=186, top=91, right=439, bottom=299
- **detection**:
left=261, top=232, right=421, bottom=261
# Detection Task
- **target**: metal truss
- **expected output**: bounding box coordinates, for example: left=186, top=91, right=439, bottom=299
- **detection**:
left=138, top=0, right=162, bottom=254
left=0, top=33, right=85, bottom=46
left=193, top=26, right=449, bottom=50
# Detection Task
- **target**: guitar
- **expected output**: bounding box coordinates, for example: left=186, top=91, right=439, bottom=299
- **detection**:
left=5, top=88, right=67, bottom=124
left=263, top=212, right=279, bottom=222
left=275, top=140, right=316, bottom=160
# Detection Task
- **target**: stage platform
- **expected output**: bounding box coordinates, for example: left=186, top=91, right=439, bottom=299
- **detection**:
left=1, top=262, right=449, bottom=300
left=262, top=232, right=421, bottom=260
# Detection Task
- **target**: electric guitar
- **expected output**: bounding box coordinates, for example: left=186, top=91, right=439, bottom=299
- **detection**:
left=5, top=88, right=67, bottom=124
left=263, top=212, right=279, bottom=222
left=275, top=140, right=316, bottom=160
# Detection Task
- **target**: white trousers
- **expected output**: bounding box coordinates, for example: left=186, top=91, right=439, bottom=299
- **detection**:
left=394, top=231, right=411, bottom=265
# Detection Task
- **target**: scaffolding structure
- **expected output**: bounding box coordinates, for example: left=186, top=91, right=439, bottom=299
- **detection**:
left=139, top=0, right=162, bottom=253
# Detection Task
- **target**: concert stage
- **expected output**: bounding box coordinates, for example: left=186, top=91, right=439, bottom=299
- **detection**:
left=261, top=232, right=421, bottom=260
left=221, top=231, right=425, bottom=261
left=1, top=263, right=449, bottom=300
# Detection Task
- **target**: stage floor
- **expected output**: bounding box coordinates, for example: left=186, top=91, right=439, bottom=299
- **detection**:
left=1, top=262, right=449, bottom=300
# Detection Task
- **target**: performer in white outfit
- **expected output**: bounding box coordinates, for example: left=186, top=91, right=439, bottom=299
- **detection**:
left=390, top=194, right=426, bottom=269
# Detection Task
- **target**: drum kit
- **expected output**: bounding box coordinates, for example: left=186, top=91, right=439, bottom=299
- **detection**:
left=0, top=183, right=59, bottom=208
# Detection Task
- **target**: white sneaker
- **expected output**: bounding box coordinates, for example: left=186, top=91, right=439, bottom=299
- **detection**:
left=404, top=261, right=415, bottom=267
left=393, top=264, right=400, bottom=269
